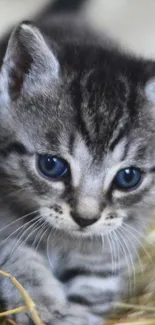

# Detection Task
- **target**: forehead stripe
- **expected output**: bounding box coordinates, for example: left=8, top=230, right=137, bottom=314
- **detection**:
left=109, top=125, right=127, bottom=152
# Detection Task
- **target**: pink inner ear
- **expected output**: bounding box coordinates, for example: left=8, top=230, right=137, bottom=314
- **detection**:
left=8, top=48, right=33, bottom=101
left=1, top=22, right=59, bottom=102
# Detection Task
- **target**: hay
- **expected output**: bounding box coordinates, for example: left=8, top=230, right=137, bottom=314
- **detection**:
left=0, top=271, right=44, bottom=325
left=106, top=223, right=155, bottom=325
left=1, top=224, right=155, bottom=325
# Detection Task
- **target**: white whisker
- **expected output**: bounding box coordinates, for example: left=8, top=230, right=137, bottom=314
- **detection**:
left=0, top=214, right=40, bottom=250
left=30, top=222, right=49, bottom=284
left=119, top=226, right=144, bottom=274
left=123, top=223, right=153, bottom=264
left=34, top=225, right=49, bottom=253
left=114, top=229, right=134, bottom=296
left=6, top=217, right=42, bottom=263
left=47, top=230, right=53, bottom=270
left=31, top=221, right=47, bottom=251
left=107, top=233, right=115, bottom=275
left=0, top=209, right=39, bottom=236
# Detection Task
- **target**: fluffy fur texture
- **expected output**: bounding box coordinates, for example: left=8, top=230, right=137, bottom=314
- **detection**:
left=0, top=7, right=155, bottom=325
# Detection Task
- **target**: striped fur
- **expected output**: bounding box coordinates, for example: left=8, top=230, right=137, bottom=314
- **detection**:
left=0, top=7, right=155, bottom=325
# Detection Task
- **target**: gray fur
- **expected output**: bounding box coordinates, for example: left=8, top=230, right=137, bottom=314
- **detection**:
left=0, top=19, right=155, bottom=324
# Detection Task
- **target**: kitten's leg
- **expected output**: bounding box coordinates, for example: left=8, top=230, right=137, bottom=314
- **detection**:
left=0, top=240, right=101, bottom=325
left=65, top=274, right=122, bottom=316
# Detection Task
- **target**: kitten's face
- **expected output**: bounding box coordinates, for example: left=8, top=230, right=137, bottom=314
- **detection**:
left=0, top=23, right=155, bottom=238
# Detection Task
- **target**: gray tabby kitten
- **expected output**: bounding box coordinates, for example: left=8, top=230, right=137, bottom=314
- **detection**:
left=0, top=16, right=155, bottom=325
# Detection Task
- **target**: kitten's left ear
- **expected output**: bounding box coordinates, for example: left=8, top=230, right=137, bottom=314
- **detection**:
left=0, top=22, right=59, bottom=100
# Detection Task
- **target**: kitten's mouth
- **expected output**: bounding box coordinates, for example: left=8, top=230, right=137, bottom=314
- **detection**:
left=71, top=222, right=121, bottom=237
left=70, top=213, right=123, bottom=237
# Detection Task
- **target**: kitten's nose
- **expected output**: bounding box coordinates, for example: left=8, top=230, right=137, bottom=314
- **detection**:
left=71, top=212, right=98, bottom=228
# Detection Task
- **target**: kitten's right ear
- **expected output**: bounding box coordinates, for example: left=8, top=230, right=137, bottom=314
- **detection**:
left=0, top=22, right=59, bottom=101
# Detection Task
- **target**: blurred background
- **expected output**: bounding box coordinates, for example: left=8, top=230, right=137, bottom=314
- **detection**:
left=0, top=0, right=155, bottom=59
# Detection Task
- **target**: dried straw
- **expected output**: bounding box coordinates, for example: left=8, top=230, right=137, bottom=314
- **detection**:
left=106, top=221, right=155, bottom=325
left=0, top=270, right=44, bottom=325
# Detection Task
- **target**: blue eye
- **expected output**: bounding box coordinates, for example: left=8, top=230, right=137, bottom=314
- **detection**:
left=114, top=167, right=142, bottom=190
left=38, top=155, right=69, bottom=180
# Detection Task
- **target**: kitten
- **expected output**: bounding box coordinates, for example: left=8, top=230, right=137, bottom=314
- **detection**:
left=0, top=11, right=155, bottom=325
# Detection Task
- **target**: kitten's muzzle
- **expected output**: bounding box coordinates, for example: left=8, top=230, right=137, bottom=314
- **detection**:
left=71, top=211, right=98, bottom=228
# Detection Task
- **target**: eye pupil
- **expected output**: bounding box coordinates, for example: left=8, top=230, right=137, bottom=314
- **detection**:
left=38, top=155, right=69, bottom=180
left=124, top=169, right=134, bottom=183
left=114, top=167, right=142, bottom=191
left=45, top=157, right=56, bottom=171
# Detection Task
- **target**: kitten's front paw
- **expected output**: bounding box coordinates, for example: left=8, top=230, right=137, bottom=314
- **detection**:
left=12, top=303, right=101, bottom=325
left=54, top=304, right=102, bottom=325
left=4, top=294, right=101, bottom=325
left=6, top=296, right=62, bottom=325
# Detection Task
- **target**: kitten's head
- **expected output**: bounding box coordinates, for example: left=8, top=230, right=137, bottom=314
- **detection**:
left=0, top=22, right=155, bottom=238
